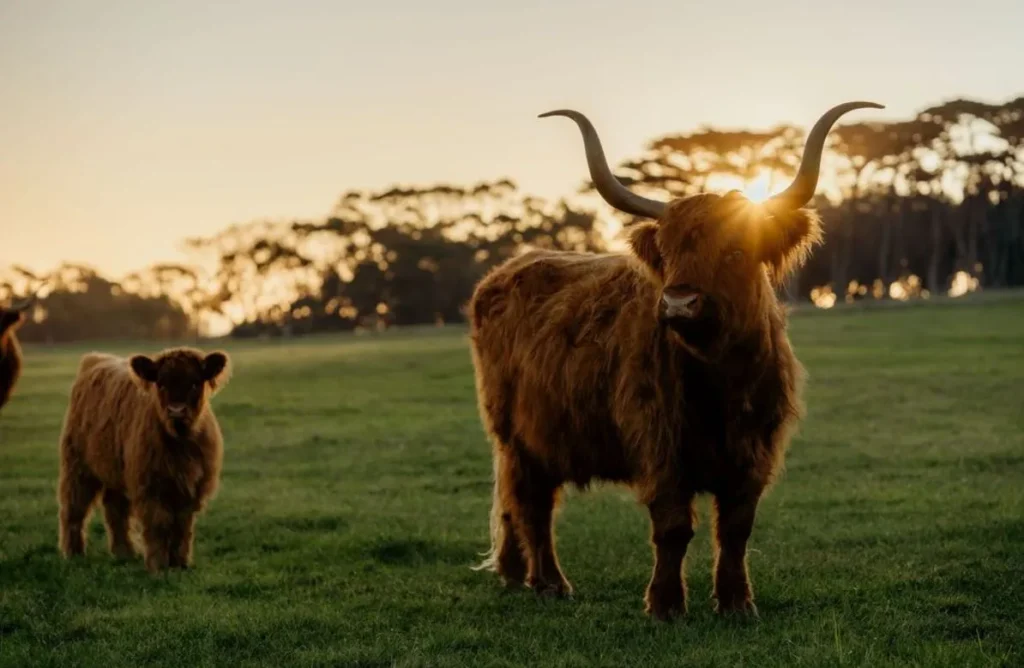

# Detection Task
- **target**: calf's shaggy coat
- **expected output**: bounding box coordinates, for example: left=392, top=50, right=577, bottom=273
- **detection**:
left=469, top=101, right=882, bottom=619
left=57, top=347, right=230, bottom=572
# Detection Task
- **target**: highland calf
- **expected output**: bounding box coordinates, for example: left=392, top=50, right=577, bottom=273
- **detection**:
left=0, top=296, right=34, bottom=414
left=57, top=346, right=231, bottom=572
left=469, top=101, right=883, bottom=619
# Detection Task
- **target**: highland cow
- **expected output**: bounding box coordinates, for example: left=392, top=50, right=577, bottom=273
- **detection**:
left=469, top=101, right=883, bottom=619
left=57, top=346, right=231, bottom=572
left=0, top=296, right=34, bottom=414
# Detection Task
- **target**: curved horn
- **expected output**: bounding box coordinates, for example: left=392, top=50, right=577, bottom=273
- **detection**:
left=765, top=101, right=885, bottom=212
left=540, top=109, right=667, bottom=220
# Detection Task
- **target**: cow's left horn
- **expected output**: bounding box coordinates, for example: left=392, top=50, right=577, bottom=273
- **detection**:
left=764, top=101, right=885, bottom=212
left=540, top=109, right=668, bottom=220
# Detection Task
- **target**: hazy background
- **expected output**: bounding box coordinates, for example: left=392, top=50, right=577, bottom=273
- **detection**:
left=3, top=0, right=1021, bottom=275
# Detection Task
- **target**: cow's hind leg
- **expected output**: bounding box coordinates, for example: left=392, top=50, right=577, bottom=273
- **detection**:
left=644, top=492, right=696, bottom=620
left=101, top=489, right=134, bottom=559
left=502, top=447, right=571, bottom=597
left=58, top=466, right=102, bottom=558
left=712, top=490, right=762, bottom=617
left=473, top=450, right=528, bottom=587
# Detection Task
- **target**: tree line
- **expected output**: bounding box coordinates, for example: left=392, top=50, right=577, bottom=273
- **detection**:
left=3, top=95, right=1022, bottom=342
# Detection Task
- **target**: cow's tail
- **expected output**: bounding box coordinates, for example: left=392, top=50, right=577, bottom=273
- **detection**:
left=470, top=454, right=502, bottom=572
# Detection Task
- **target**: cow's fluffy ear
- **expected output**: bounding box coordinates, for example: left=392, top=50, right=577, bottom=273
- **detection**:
left=627, top=222, right=662, bottom=277
left=203, top=351, right=231, bottom=393
left=129, top=355, right=159, bottom=384
left=758, top=208, right=823, bottom=285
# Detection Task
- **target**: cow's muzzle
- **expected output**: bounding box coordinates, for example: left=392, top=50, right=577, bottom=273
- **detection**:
left=660, top=285, right=704, bottom=320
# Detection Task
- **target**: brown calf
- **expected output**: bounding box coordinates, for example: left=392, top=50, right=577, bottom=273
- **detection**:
left=469, top=101, right=882, bottom=619
left=57, top=346, right=231, bottom=572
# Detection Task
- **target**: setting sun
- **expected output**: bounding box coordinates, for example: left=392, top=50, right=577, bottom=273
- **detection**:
left=703, top=168, right=789, bottom=204
left=740, top=170, right=779, bottom=203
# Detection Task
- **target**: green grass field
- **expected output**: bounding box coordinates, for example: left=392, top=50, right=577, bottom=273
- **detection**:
left=2, top=300, right=1023, bottom=667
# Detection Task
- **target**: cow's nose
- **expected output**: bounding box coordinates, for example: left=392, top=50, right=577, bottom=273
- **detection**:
left=661, top=289, right=703, bottom=319
left=167, top=404, right=187, bottom=418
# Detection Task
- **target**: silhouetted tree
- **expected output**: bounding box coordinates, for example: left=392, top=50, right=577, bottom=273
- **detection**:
left=5, top=94, right=1023, bottom=340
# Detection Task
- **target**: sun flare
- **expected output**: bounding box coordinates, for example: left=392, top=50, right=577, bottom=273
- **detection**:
left=741, top=171, right=776, bottom=203
left=703, top=168, right=787, bottom=204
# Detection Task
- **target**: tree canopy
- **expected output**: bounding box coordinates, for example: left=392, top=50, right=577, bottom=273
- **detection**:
left=5, top=94, right=1023, bottom=341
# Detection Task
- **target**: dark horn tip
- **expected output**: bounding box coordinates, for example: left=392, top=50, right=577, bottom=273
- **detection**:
left=538, top=109, right=572, bottom=119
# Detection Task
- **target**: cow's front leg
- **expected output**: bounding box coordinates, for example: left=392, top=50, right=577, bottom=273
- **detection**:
left=712, top=490, right=762, bottom=617
left=644, top=492, right=695, bottom=620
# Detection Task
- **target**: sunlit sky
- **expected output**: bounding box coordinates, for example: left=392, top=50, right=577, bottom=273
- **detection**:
left=2, top=0, right=1021, bottom=277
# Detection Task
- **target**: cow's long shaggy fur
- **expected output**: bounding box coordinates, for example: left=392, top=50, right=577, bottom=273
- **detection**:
left=468, top=192, right=820, bottom=619
left=0, top=306, right=27, bottom=413
left=57, top=347, right=230, bottom=572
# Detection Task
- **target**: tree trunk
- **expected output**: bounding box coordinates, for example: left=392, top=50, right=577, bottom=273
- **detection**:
left=927, top=205, right=944, bottom=295
left=1011, top=195, right=1024, bottom=286
left=996, top=194, right=1024, bottom=287
left=877, top=206, right=893, bottom=291
left=830, top=219, right=853, bottom=301
left=948, top=201, right=969, bottom=273
left=967, top=198, right=980, bottom=276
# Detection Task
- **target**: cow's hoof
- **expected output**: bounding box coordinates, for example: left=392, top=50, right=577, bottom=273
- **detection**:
left=529, top=577, right=573, bottom=599
left=715, top=598, right=759, bottom=620
left=645, top=586, right=686, bottom=621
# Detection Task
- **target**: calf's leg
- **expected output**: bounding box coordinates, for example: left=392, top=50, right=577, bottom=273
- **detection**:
left=58, top=467, right=102, bottom=558
left=712, top=491, right=761, bottom=616
left=101, top=490, right=134, bottom=559
left=169, top=511, right=197, bottom=569
left=644, top=493, right=696, bottom=620
left=139, top=502, right=173, bottom=573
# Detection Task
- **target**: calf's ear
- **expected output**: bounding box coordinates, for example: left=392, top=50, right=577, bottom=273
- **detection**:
left=203, top=351, right=231, bottom=393
left=129, top=355, right=159, bottom=384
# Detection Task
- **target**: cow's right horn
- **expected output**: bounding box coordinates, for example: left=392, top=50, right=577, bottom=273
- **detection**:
left=764, top=101, right=885, bottom=212
left=540, top=110, right=668, bottom=220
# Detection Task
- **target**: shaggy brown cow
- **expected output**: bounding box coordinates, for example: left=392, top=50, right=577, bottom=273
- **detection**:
left=469, top=101, right=882, bottom=619
left=57, top=346, right=231, bottom=572
left=0, top=296, right=34, bottom=414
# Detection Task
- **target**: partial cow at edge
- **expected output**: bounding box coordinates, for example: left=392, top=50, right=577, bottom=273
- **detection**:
left=468, top=101, right=883, bottom=620
left=57, top=346, right=231, bottom=572
left=0, top=295, right=35, bottom=414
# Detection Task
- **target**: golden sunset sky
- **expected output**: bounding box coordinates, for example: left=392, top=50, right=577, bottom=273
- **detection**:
left=2, top=0, right=1021, bottom=276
